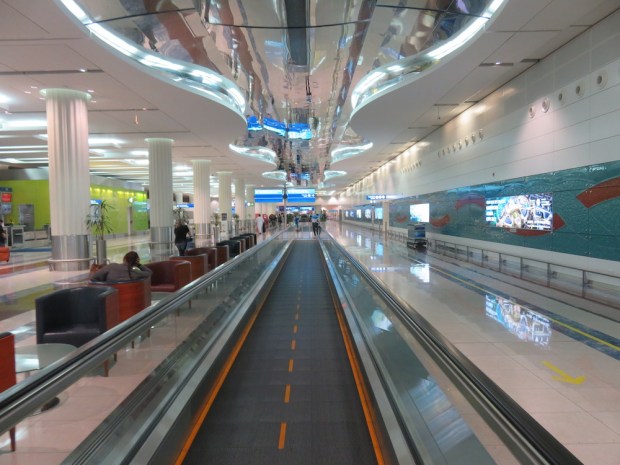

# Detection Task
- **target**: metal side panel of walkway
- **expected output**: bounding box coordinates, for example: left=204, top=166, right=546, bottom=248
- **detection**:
left=181, top=240, right=379, bottom=465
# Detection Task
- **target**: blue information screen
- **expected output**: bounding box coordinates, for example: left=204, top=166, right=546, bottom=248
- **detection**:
left=287, top=188, right=315, bottom=203
left=255, top=188, right=283, bottom=203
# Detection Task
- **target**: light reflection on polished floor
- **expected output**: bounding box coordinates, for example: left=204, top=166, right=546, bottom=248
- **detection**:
left=0, top=223, right=619, bottom=465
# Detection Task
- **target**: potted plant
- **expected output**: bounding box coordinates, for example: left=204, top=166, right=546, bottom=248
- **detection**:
left=173, top=206, right=188, bottom=225
left=86, top=199, right=115, bottom=265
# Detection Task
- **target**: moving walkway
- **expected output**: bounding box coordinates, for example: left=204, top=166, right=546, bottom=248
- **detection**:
left=0, top=230, right=582, bottom=465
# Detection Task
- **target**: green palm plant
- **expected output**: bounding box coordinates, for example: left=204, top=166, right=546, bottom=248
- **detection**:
left=86, top=200, right=115, bottom=240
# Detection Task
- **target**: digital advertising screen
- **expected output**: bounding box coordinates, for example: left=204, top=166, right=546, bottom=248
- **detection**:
left=409, top=203, right=429, bottom=223
left=356, top=209, right=362, bottom=219
left=486, top=193, right=553, bottom=230
left=364, top=208, right=372, bottom=219
left=254, top=188, right=283, bottom=203
left=375, top=207, right=383, bottom=220
left=287, top=188, right=315, bottom=203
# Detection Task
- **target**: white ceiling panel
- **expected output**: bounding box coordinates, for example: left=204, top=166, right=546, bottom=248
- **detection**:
left=0, top=43, right=97, bottom=72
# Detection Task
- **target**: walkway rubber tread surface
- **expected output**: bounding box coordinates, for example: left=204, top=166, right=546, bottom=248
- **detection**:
left=183, top=240, right=378, bottom=465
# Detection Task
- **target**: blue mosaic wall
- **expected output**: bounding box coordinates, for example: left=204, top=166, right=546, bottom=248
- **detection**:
left=387, top=161, right=620, bottom=261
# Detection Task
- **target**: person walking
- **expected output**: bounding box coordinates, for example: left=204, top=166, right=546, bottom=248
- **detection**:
left=174, top=219, right=191, bottom=256
left=255, top=214, right=265, bottom=235
left=311, top=212, right=320, bottom=236
left=0, top=219, right=6, bottom=247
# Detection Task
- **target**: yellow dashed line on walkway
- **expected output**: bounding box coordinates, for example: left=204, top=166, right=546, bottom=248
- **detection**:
left=288, top=359, right=294, bottom=372
left=278, top=422, right=287, bottom=449
left=293, top=324, right=298, bottom=334
left=284, top=384, right=291, bottom=403
left=291, top=339, right=296, bottom=350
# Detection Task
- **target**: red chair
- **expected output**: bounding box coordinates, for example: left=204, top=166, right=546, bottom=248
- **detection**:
left=186, top=247, right=217, bottom=271
left=213, top=244, right=231, bottom=263
left=170, top=254, right=207, bottom=281
left=145, top=261, right=192, bottom=293
left=0, top=332, right=16, bottom=451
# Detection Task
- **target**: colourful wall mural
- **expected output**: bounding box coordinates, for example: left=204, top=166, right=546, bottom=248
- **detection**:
left=384, top=161, right=620, bottom=261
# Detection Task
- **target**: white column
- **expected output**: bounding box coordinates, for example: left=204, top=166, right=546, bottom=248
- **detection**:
left=193, top=159, right=211, bottom=245
left=246, top=184, right=255, bottom=219
left=148, top=138, right=174, bottom=258
left=42, top=88, right=91, bottom=271
left=234, top=178, right=245, bottom=220
left=218, top=171, right=232, bottom=225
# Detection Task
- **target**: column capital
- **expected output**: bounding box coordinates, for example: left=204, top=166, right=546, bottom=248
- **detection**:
left=40, top=88, right=91, bottom=102
left=146, top=137, right=175, bottom=144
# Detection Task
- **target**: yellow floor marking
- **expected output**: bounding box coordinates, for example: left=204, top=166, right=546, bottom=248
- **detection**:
left=291, top=339, right=296, bottom=350
left=293, top=324, right=298, bottom=334
left=295, top=312, right=299, bottom=320
left=542, top=361, right=586, bottom=384
left=288, top=359, right=294, bottom=372
left=284, top=384, right=291, bottom=403
left=278, top=422, right=287, bottom=449
left=296, top=304, right=300, bottom=311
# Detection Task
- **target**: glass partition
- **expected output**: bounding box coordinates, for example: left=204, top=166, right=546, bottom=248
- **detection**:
left=0, top=232, right=289, bottom=464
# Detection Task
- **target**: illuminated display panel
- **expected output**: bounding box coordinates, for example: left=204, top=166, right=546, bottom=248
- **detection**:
left=486, top=193, right=553, bottom=230
left=255, top=188, right=283, bottom=203
left=287, top=188, right=315, bottom=203
left=409, top=203, right=429, bottom=223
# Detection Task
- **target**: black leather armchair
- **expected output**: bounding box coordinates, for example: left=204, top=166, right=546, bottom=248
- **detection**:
left=35, top=286, right=119, bottom=350
left=217, top=240, right=242, bottom=257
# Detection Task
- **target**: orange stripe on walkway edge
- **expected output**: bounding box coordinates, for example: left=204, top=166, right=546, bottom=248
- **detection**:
left=278, top=422, right=287, bottom=449
left=288, top=359, right=294, bottom=372
left=291, top=339, right=296, bottom=350
left=284, top=384, right=291, bottom=403
left=293, top=324, right=298, bottom=334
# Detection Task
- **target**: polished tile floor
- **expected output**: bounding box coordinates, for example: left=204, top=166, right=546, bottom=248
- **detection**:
left=0, top=223, right=619, bottom=465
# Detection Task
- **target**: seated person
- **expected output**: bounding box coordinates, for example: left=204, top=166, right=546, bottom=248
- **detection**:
left=90, top=251, right=152, bottom=282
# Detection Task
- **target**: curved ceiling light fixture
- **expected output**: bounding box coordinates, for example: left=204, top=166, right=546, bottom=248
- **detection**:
left=228, top=144, right=278, bottom=165
left=331, top=142, right=374, bottom=164
left=351, top=0, right=507, bottom=110
left=58, top=0, right=246, bottom=115
left=261, top=170, right=288, bottom=182
left=324, top=170, right=347, bottom=181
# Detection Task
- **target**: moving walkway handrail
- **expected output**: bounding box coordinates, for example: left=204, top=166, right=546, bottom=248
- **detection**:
left=0, top=229, right=286, bottom=437
left=320, top=232, right=582, bottom=465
